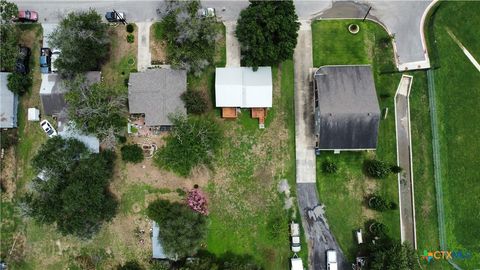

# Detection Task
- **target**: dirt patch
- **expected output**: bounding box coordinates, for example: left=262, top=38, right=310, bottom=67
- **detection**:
left=364, top=179, right=378, bottom=194
left=149, top=25, right=167, bottom=64
left=108, top=24, right=138, bottom=61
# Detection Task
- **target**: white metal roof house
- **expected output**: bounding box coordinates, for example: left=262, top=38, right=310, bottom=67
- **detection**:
left=313, top=65, right=381, bottom=153
left=0, top=72, right=19, bottom=129
left=57, top=121, right=100, bottom=153
left=152, top=222, right=168, bottom=259
left=215, top=67, right=272, bottom=127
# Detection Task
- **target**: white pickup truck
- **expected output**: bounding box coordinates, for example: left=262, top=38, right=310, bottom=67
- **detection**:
left=290, top=222, right=301, bottom=252
left=327, top=250, right=338, bottom=270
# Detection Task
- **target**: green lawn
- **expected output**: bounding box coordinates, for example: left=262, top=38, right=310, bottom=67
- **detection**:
left=206, top=61, right=296, bottom=269
left=426, top=2, right=480, bottom=268
left=312, top=20, right=401, bottom=261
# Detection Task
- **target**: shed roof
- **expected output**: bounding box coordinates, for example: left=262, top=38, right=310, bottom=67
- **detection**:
left=315, top=65, right=380, bottom=150
left=128, top=69, right=187, bottom=126
left=152, top=222, right=167, bottom=259
left=215, top=67, right=272, bottom=108
left=0, top=72, right=19, bottom=128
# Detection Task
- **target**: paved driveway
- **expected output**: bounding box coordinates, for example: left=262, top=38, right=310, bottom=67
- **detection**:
left=224, top=21, right=240, bottom=67
left=137, top=22, right=152, bottom=71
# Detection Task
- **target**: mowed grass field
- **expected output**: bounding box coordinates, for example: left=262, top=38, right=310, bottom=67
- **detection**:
left=427, top=2, right=480, bottom=268
left=312, top=20, right=401, bottom=261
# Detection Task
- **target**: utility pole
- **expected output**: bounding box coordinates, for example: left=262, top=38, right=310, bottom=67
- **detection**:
left=363, top=6, right=372, bottom=22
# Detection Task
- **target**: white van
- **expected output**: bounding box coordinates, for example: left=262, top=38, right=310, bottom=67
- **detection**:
left=327, top=249, right=338, bottom=270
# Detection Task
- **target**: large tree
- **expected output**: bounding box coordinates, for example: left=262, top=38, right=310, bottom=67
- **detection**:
left=0, top=0, right=18, bottom=23
left=160, top=0, right=219, bottom=76
left=154, top=114, right=222, bottom=176
left=24, top=137, right=118, bottom=238
left=235, top=0, right=300, bottom=68
left=369, top=241, right=419, bottom=270
left=49, top=9, right=109, bottom=77
left=147, top=199, right=207, bottom=258
left=65, top=75, right=127, bottom=139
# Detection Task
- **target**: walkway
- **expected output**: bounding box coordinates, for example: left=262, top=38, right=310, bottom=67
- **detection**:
left=394, top=75, right=417, bottom=248
left=136, top=22, right=152, bottom=72
left=224, top=21, right=241, bottom=67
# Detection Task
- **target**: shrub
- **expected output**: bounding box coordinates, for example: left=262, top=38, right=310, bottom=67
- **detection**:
left=389, top=201, right=398, bottom=210
left=117, top=135, right=127, bottom=144
left=126, top=34, right=134, bottom=43
left=368, top=195, right=390, bottom=212
left=364, top=159, right=391, bottom=179
left=369, top=221, right=388, bottom=237
left=181, top=90, right=208, bottom=115
left=322, top=159, right=338, bottom=174
left=121, top=144, right=144, bottom=163
left=126, top=23, right=134, bottom=33
left=7, top=72, right=32, bottom=95
left=0, top=129, right=17, bottom=150
left=390, top=165, right=403, bottom=174
left=186, top=188, right=208, bottom=215
left=176, top=188, right=186, bottom=197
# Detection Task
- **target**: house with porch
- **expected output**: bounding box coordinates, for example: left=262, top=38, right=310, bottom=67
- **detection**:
left=128, top=69, right=186, bottom=132
left=313, top=65, right=381, bottom=153
left=215, top=67, right=272, bottom=128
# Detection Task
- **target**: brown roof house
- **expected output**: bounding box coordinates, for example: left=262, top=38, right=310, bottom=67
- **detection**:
left=313, top=65, right=381, bottom=153
left=128, top=69, right=186, bottom=130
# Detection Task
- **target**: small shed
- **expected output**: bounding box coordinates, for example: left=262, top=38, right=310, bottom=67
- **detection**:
left=290, top=257, right=304, bottom=270
left=28, top=108, right=40, bottom=121
left=152, top=222, right=168, bottom=259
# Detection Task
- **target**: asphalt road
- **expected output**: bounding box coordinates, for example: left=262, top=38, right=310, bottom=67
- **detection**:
left=13, top=0, right=432, bottom=68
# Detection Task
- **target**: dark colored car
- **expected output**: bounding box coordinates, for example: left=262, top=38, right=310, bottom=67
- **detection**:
left=17, top=10, right=38, bottom=22
left=16, top=46, right=31, bottom=74
left=105, top=11, right=125, bottom=22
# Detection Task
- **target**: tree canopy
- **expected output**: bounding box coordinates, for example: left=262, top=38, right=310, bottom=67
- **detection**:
left=369, top=241, right=419, bottom=270
left=0, top=0, right=18, bottom=23
left=24, top=137, right=117, bottom=238
left=0, top=24, right=19, bottom=71
left=65, top=75, right=127, bottom=140
left=235, top=0, right=300, bottom=68
left=147, top=199, right=207, bottom=258
left=160, top=0, right=219, bottom=76
left=154, top=114, right=222, bottom=176
left=49, top=9, right=109, bottom=77
left=7, top=72, right=32, bottom=95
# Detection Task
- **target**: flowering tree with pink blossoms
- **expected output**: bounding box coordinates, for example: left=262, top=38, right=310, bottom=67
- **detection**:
left=186, top=188, right=208, bottom=215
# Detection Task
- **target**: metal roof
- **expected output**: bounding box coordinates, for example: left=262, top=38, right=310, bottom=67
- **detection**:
left=314, top=65, right=381, bottom=150
left=152, top=221, right=167, bottom=259
left=215, top=67, right=272, bottom=108
left=58, top=122, right=100, bottom=153
left=0, top=72, right=18, bottom=128
left=128, top=69, right=187, bottom=126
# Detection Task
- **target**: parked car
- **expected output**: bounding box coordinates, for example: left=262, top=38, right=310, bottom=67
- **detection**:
left=40, top=120, right=57, bottom=137
left=40, top=48, right=51, bottom=74
left=326, top=250, right=338, bottom=270
left=17, top=10, right=38, bottom=22
left=16, top=46, right=31, bottom=74
left=290, top=222, right=301, bottom=252
left=105, top=11, right=126, bottom=22
left=51, top=49, right=61, bottom=73
left=198, top=8, right=215, bottom=18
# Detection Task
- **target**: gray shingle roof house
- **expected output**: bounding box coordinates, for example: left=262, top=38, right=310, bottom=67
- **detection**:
left=40, top=72, right=101, bottom=116
left=128, top=69, right=186, bottom=127
left=0, top=72, right=19, bottom=129
left=314, top=65, right=381, bottom=151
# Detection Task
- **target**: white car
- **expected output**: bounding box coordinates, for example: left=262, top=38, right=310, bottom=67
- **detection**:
left=290, top=222, right=301, bottom=252
left=40, top=120, right=57, bottom=137
left=199, top=8, right=215, bottom=18
left=51, top=49, right=60, bottom=72
left=327, top=250, right=338, bottom=270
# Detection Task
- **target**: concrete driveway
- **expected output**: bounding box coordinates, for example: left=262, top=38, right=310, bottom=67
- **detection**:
left=137, top=22, right=152, bottom=71
left=224, top=21, right=240, bottom=67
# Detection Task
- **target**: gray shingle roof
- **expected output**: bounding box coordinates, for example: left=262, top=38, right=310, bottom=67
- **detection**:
left=128, top=69, right=186, bottom=126
left=0, top=72, right=18, bottom=128
left=314, top=65, right=381, bottom=150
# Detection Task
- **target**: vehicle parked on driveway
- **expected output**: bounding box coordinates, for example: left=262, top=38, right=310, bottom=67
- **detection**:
left=105, top=11, right=126, bottom=22
left=51, top=49, right=61, bottom=73
left=40, top=48, right=51, bottom=74
left=198, top=8, right=215, bottom=18
left=40, top=120, right=57, bottom=137
left=327, top=249, right=338, bottom=270
left=290, top=222, right=301, bottom=252
left=16, top=46, right=31, bottom=75
left=17, top=10, right=38, bottom=22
